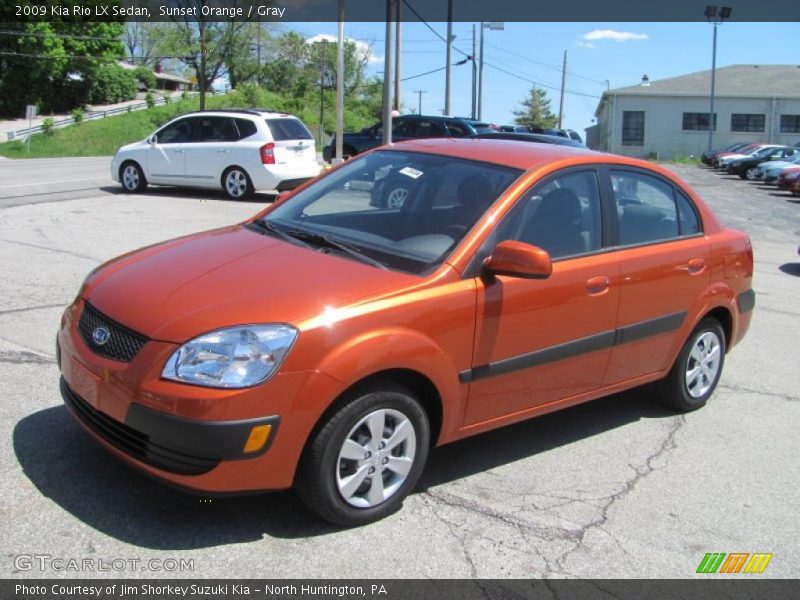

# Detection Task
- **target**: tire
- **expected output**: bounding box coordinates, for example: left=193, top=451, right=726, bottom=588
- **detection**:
left=295, top=382, right=430, bottom=527
left=744, top=167, right=758, bottom=180
left=656, top=318, right=726, bottom=412
left=222, top=167, right=254, bottom=200
left=372, top=176, right=411, bottom=209
left=119, top=161, right=147, bottom=193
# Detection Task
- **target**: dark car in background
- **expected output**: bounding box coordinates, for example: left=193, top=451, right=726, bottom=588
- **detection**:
left=322, top=115, right=495, bottom=162
left=701, top=142, right=750, bottom=166
left=469, top=131, right=586, bottom=148
left=727, top=146, right=800, bottom=180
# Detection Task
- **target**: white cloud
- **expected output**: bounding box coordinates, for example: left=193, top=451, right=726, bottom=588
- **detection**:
left=583, top=29, right=649, bottom=42
left=576, top=41, right=596, bottom=49
left=305, top=33, right=382, bottom=64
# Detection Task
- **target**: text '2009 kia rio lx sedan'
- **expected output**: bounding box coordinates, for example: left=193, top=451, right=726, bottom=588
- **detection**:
left=58, top=138, right=754, bottom=526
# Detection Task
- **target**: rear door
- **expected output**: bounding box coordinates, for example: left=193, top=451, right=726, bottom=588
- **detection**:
left=602, top=168, right=710, bottom=385
left=264, top=117, right=317, bottom=166
left=182, top=116, right=241, bottom=183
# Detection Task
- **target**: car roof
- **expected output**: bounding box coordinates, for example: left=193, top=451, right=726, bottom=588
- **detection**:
left=383, top=137, right=644, bottom=172
left=471, top=131, right=584, bottom=147
left=178, top=109, right=299, bottom=119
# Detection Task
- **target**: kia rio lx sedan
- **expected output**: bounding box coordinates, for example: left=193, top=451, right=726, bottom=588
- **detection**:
left=58, top=139, right=754, bottom=526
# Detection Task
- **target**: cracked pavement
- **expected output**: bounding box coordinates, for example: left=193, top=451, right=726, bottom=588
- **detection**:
left=0, top=159, right=798, bottom=578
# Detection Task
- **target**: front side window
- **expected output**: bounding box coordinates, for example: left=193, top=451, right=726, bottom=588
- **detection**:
left=731, top=114, right=766, bottom=133
left=621, top=111, right=645, bottom=146
left=611, top=171, right=679, bottom=245
left=492, top=170, right=603, bottom=260
left=261, top=151, right=521, bottom=274
left=156, top=118, right=194, bottom=144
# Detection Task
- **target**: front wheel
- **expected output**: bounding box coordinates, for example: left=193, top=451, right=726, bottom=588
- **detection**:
left=296, top=382, right=430, bottom=526
left=119, top=161, right=147, bottom=193
left=222, top=167, right=254, bottom=200
left=744, top=167, right=759, bottom=180
left=656, top=318, right=726, bottom=412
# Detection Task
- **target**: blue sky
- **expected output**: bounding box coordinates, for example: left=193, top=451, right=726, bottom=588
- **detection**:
left=283, top=21, right=799, bottom=135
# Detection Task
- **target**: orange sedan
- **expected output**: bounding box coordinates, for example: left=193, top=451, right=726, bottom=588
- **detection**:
left=57, top=139, right=754, bottom=526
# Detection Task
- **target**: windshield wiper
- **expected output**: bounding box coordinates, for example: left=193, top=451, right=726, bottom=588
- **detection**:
left=249, top=219, right=314, bottom=249
left=283, top=228, right=389, bottom=270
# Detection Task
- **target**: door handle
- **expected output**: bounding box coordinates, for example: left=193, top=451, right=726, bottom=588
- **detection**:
left=586, top=276, right=610, bottom=294
left=686, top=258, right=706, bottom=274
left=217, top=149, right=228, bottom=153
left=171, top=149, right=184, bottom=154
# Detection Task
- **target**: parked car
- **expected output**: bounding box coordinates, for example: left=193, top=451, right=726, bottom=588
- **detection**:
left=528, top=126, right=564, bottom=137
left=717, top=144, right=781, bottom=169
left=728, top=146, right=800, bottom=180
left=322, top=115, right=495, bottom=162
left=754, top=155, right=800, bottom=183
left=777, top=166, right=800, bottom=190
left=498, top=124, right=530, bottom=133
left=564, top=129, right=584, bottom=144
left=710, top=142, right=764, bottom=167
left=111, top=109, right=320, bottom=200
left=59, top=138, right=754, bottom=526
left=701, top=142, right=750, bottom=166
left=469, top=131, right=586, bottom=147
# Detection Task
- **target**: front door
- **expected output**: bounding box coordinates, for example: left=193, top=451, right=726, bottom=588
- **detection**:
left=464, top=168, right=620, bottom=426
left=182, top=116, right=239, bottom=185
left=146, top=117, right=194, bottom=183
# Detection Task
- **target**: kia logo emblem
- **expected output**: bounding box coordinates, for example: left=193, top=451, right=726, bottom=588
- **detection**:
left=92, top=327, right=111, bottom=346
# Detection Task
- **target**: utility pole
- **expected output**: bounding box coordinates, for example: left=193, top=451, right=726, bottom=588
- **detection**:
left=381, top=0, right=394, bottom=144
left=477, top=23, right=484, bottom=119
left=557, top=49, right=567, bottom=129
left=256, top=20, right=262, bottom=86
left=393, top=1, right=401, bottom=112
left=444, top=0, right=453, bottom=116
left=335, top=0, right=345, bottom=163
left=199, top=0, right=207, bottom=110
left=471, top=24, right=477, bottom=119
left=319, top=40, right=327, bottom=145
left=414, top=90, right=426, bottom=115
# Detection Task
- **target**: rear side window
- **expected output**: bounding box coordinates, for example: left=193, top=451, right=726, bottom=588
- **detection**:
left=234, top=118, right=258, bottom=139
left=611, top=171, right=679, bottom=245
left=266, top=118, right=313, bottom=141
left=193, top=117, right=238, bottom=142
left=472, top=124, right=496, bottom=134
left=446, top=121, right=469, bottom=137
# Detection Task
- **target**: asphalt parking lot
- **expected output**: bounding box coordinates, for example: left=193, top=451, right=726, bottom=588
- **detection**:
left=1, top=157, right=798, bottom=579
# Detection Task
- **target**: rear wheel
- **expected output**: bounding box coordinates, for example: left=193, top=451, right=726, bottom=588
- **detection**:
left=222, top=167, right=254, bottom=200
left=119, top=161, right=147, bottom=193
left=744, top=167, right=758, bottom=180
left=295, top=382, right=430, bottom=526
left=657, top=318, right=725, bottom=412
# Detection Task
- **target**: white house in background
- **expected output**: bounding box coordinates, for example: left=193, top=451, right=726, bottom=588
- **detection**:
left=586, top=65, right=800, bottom=159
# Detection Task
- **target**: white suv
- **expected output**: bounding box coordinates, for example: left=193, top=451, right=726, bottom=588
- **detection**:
left=111, top=109, right=321, bottom=199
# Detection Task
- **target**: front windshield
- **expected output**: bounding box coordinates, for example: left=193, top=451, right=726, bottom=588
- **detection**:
left=262, top=150, right=522, bottom=274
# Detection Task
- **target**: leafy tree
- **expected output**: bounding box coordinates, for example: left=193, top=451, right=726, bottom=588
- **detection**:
left=88, top=64, right=137, bottom=104
left=513, top=86, right=558, bottom=129
left=134, top=66, right=156, bottom=90
left=122, top=23, right=164, bottom=67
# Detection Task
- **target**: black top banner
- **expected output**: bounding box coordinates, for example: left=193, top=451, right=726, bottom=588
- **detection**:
left=5, top=0, right=800, bottom=22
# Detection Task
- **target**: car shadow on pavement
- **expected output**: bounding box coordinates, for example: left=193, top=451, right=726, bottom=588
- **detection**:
left=14, top=387, right=675, bottom=549
left=98, top=186, right=277, bottom=204
left=778, top=263, right=800, bottom=276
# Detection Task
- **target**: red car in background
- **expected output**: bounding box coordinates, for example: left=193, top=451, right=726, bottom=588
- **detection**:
left=777, top=166, right=800, bottom=191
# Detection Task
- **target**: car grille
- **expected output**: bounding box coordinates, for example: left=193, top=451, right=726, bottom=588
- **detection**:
left=62, top=379, right=220, bottom=476
left=77, top=302, right=148, bottom=362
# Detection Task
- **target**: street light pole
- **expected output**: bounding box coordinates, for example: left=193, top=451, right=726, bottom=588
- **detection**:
left=477, top=22, right=503, bottom=121
left=335, top=0, right=344, bottom=163
left=382, top=0, right=394, bottom=145
left=444, top=0, right=452, bottom=116
left=706, top=5, right=732, bottom=151
left=471, top=24, right=477, bottom=118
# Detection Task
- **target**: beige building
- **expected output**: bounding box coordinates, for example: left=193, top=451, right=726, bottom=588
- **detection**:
left=587, top=65, right=800, bottom=159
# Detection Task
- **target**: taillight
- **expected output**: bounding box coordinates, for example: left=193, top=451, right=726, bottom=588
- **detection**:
left=260, top=142, right=275, bottom=165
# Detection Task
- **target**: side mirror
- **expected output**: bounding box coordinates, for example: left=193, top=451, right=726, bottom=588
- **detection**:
left=483, top=240, right=552, bottom=279
left=147, top=135, right=157, bottom=146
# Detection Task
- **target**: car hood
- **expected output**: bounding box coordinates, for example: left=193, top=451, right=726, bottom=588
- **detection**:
left=82, top=224, right=421, bottom=342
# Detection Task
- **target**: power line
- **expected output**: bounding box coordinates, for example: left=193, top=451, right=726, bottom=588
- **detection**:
left=482, top=60, right=601, bottom=99
left=483, top=39, right=608, bottom=86
left=401, top=0, right=471, bottom=59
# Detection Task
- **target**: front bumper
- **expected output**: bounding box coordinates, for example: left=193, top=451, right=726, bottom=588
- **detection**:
left=61, top=378, right=280, bottom=475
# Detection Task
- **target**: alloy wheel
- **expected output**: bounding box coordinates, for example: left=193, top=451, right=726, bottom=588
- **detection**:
left=335, top=408, right=417, bottom=508
left=385, top=187, right=408, bottom=209
left=225, top=170, right=248, bottom=198
left=685, top=331, right=722, bottom=398
left=122, top=165, right=139, bottom=191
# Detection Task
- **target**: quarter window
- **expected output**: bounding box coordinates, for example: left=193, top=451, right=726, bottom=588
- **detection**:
left=234, top=118, right=258, bottom=139
left=611, top=171, right=679, bottom=245
left=676, top=191, right=701, bottom=236
left=731, top=114, right=765, bottom=133
left=621, top=111, right=645, bottom=146
left=494, top=170, right=603, bottom=260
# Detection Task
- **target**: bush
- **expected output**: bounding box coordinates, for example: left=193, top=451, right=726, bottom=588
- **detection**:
left=134, top=66, right=156, bottom=90
left=163, top=93, right=171, bottom=104
left=181, top=90, right=189, bottom=101
left=238, top=83, right=262, bottom=108
left=41, top=117, right=55, bottom=137
left=145, top=92, right=155, bottom=109
left=71, top=108, right=84, bottom=125
left=88, top=64, right=138, bottom=105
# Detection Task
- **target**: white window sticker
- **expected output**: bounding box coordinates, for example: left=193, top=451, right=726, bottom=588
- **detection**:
left=399, top=166, right=424, bottom=179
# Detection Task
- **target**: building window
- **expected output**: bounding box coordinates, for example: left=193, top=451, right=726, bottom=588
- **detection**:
left=731, top=113, right=765, bottom=133
left=780, top=115, right=800, bottom=134
left=682, top=112, right=716, bottom=131
left=622, top=111, right=645, bottom=146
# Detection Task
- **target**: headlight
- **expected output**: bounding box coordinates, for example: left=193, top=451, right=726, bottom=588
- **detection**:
left=162, top=324, right=298, bottom=388
left=787, top=172, right=799, bottom=180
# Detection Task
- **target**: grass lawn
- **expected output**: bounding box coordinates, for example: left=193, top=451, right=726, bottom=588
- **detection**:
left=0, top=94, right=235, bottom=159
